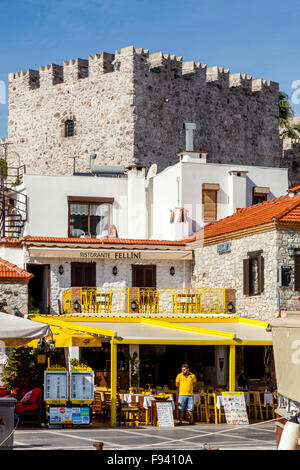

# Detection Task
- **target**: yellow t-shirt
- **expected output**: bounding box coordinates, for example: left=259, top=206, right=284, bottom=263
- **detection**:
left=176, top=372, right=197, bottom=396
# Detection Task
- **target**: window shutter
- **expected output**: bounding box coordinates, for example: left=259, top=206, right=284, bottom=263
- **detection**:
left=258, top=255, right=264, bottom=294
left=243, top=258, right=250, bottom=296
left=203, top=189, right=217, bottom=221
left=295, top=256, right=300, bottom=291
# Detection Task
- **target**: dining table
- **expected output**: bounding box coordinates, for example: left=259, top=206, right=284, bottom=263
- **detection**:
left=123, top=393, right=175, bottom=425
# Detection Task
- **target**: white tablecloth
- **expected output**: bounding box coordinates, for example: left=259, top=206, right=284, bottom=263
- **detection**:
left=123, top=393, right=175, bottom=410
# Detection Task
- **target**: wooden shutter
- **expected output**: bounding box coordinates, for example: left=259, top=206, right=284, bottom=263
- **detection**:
left=258, top=255, right=264, bottom=294
left=132, top=265, right=156, bottom=287
left=71, top=262, right=96, bottom=287
left=243, top=258, right=250, bottom=296
left=295, top=256, right=300, bottom=291
left=202, top=189, right=217, bottom=221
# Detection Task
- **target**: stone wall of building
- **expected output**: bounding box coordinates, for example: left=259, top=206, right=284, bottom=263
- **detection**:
left=191, top=231, right=279, bottom=321
left=276, top=230, right=300, bottom=311
left=2, top=46, right=282, bottom=176
left=25, top=256, right=192, bottom=315
left=0, top=281, right=29, bottom=315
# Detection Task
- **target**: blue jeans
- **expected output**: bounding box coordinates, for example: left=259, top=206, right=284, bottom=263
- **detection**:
left=178, top=395, right=194, bottom=412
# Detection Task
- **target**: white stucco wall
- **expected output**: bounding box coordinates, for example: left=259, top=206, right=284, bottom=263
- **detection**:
left=22, top=173, right=128, bottom=238
left=151, top=160, right=288, bottom=240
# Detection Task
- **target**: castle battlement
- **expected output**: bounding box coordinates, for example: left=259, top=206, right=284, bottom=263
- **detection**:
left=8, top=45, right=279, bottom=95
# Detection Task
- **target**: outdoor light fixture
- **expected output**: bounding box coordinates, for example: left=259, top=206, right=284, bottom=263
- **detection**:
left=112, top=266, right=118, bottom=276
left=48, top=340, right=56, bottom=352
left=74, top=300, right=80, bottom=312
left=58, top=265, right=64, bottom=275
left=131, top=300, right=137, bottom=311
left=227, top=302, right=234, bottom=313
left=288, top=245, right=295, bottom=257
left=170, top=266, right=175, bottom=276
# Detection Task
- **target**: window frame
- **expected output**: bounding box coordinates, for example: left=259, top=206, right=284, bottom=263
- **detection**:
left=202, top=183, right=220, bottom=222
left=243, top=250, right=264, bottom=297
left=68, top=196, right=114, bottom=238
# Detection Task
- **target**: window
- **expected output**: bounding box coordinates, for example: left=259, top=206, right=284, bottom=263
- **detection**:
left=252, top=187, right=269, bottom=205
left=68, top=197, right=114, bottom=237
left=65, top=119, right=75, bottom=137
left=202, top=183, right=220, bottom=221
left=243, top=251, right=264, bottom=296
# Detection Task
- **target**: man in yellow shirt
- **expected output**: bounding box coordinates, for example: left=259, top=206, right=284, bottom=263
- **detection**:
left=176, top=364, right=197, bottom=425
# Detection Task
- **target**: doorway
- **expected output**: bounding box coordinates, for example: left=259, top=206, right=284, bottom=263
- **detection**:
left=27, top=264, right=50, bottom=314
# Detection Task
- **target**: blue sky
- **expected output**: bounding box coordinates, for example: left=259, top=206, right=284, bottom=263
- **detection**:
left=0, top=0, right=300, bottom=137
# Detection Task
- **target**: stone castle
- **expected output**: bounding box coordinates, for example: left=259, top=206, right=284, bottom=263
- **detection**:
left=1, top=45, right=282, bottom=175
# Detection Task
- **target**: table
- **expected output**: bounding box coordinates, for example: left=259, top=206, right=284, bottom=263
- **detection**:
left=123, top=394, right=175, bottom=425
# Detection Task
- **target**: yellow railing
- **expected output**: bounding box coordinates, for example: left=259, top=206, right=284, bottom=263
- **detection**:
left=61, top=287, right=226, bottom=315
left=62, top=288, right=71, bottom=314
left=80, top=287, right=127, bottom=314
left=137, top=288, right=226, bottom=314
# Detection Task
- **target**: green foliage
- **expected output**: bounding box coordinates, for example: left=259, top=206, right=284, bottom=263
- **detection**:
left=0, top=158, right=7, bottom=179
left=28, top=296, right=41, bottom=315
left=2, top=348, right=43, bottom=398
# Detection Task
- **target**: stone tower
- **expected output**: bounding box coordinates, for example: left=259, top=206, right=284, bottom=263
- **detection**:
left=2, top=46, right=281, bottom=175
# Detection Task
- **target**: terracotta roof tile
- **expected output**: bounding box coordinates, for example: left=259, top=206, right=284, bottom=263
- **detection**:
left=0, top=258, right=33, bottom=280
left=191, top=193, right=300, bottom=241
left=23, top=236, right=187, bottom=246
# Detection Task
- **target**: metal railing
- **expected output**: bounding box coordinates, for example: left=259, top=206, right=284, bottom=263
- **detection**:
left=61, top=287, right=226, bottom=315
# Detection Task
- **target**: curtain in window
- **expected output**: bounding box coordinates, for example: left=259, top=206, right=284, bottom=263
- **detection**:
left=70, top=204, right=89, bottom=216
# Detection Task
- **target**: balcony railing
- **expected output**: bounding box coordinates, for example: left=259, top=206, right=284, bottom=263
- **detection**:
left=62, top=287, right=229, bottom=315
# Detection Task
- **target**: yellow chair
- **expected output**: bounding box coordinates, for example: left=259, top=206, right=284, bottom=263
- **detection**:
left=207, top=393, right=218, bottom=424
left=255, top=392, right=263, bottom=420
left=197, top=392, right=209, bottom=423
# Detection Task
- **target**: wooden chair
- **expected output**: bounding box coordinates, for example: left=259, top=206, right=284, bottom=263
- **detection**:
left=139, top=289, right=159, bottom=314
left=197, top=392, right=209, bottom=423
left=255, top=392, right=263, bottom=420
left=92, top=391, right=105, bottom=423
left=207, top=393, right=218, bottom=424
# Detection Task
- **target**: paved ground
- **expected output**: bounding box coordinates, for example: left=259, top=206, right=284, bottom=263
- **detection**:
left=13, top=421, right=277, bottom=450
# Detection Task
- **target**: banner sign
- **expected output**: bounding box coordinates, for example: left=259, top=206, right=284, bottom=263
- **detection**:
left=29, top=248, right=193, bottom=260
left=48, top=406, right=90, bottom=425
left=221, top=392, right=249, bottom=425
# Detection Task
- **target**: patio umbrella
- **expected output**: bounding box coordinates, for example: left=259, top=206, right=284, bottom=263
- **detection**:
left=0, top=312, right=50, bottom=347
left=27, top=326, right=101, bottom=348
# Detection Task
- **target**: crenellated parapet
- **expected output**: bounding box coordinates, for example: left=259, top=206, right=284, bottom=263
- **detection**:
left=8, top=45, right=279, bottom=98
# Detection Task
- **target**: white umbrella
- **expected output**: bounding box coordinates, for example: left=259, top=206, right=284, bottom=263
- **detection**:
left=0, top=312, right=50, bottom=347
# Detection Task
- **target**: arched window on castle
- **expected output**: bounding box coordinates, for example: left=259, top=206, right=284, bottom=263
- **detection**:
left=65, top=119, right=75, bottom=138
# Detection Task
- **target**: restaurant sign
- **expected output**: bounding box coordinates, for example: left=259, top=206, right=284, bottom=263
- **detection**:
left=29, top=248, right=193, bottom=260
left=217, top=242, right=231, bottom=254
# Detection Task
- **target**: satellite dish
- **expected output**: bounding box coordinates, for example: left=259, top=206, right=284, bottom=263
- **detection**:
left=146, top=163, right=157, bottom=180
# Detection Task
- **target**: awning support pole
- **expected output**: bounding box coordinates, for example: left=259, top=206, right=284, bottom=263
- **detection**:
left=229, top=345, right=236, bottom=392
left=110, top=339, right=117, bottom=426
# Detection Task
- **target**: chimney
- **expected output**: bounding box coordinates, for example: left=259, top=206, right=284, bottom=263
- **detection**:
left=288, top=186, right=300, bottom=197
left=183, top=122, right=196, bottom=151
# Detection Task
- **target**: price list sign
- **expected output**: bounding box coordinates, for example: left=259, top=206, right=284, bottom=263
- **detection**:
left=156, top=401, right=175, bottom=428
left=44, top=371, right=68, bottom=401
left=70, top=371, right=94, bottom=401
left=221, top=392, right=249, bottom=425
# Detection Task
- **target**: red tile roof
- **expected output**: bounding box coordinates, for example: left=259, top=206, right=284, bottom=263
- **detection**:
left=23, top=236, right=188, bottom=246
left=192, top=193, right=300, bottom=241
left=0, top=258, right=33, bottom=280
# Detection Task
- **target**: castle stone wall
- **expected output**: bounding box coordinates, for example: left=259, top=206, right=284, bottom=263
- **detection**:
left=3, top=46, right=282, bottom=175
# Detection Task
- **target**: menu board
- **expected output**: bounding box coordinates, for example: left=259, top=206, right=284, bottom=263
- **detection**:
left=48, top=406, right=90, bottom=425
left=70, top=371, right=94, bottom=401
left=44, top=371, right=68, bottom=401
left=221, top=392, right=249, bottom=425
left=156, top=401, right=174, bottom=428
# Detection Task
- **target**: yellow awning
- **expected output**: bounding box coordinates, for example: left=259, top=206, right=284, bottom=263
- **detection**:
left=28, top=326, right=101, bottom=348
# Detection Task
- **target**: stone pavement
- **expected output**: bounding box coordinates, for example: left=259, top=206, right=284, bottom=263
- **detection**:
left=13, top=422, right=277, bottom=450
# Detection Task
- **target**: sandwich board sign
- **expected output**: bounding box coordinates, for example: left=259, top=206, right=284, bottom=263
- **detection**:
left=156, top=401, right=175, bottom=427
left=221, top=392, right=249, bottom=425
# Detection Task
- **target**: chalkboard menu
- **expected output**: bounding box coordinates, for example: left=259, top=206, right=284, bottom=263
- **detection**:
left=44, top=371, right=68, bottom=402
left=156, top=401, right=174, bottom=427
left=70, top=371, right=94, bottom=402
left=221, top=392, right=249, bottom=425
